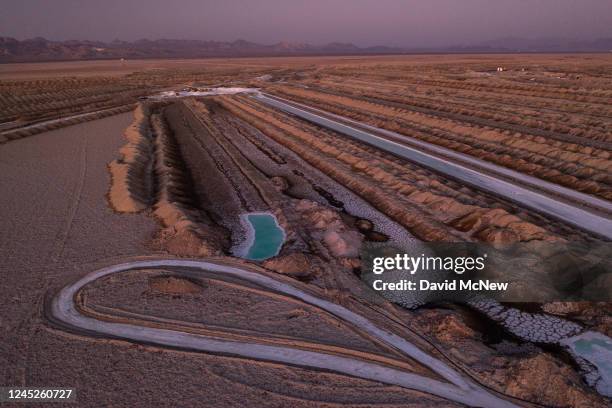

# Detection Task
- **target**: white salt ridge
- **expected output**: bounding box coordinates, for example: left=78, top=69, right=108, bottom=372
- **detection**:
left=156, top=87, right=260, bottom=99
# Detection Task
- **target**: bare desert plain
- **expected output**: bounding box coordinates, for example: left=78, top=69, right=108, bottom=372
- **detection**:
left=1, top=54, right=611, bottom=407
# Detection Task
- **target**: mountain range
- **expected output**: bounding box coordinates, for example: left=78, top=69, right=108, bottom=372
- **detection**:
left=444, top=37, right=612, bottom=53
left=1, top=37, right=611, bottom=63
left=0, top=37, right=400, bottom=62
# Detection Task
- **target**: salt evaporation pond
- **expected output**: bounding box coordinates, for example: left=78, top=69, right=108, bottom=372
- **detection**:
left=561, top=331, right=612, bottom=397
left=238, top=213, right=285, bottom=261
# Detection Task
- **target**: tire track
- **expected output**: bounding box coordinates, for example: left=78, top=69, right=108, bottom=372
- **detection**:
left=53, top=135, right=89, bottom=262
left=49, top=258, right=520, bottom=408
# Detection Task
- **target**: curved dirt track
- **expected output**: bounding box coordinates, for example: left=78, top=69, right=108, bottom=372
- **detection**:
left=50, top=258, right=519, bottom=408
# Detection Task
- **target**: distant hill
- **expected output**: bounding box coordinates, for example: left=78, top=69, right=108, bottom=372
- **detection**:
left=1, top=37, right=610, bottom=63
left=448, top=37, right=612, bottom=53
left=0, top=37, right=401, bottom=63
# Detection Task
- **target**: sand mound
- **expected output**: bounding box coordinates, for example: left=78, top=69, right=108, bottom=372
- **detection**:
left=295, top=199, right=363, bottom=258
left=107, top=104, right=154, bottom=212
left=148, top=275, right=203, bottom=294
left=108, top=103, right=227, bottom=256
left=263, top=253, right=317, bottom=280
left=501, top=354, right=603, bottom=407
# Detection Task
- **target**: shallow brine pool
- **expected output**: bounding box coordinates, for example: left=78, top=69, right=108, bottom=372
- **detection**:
left=562, top=331, right=612, bottom=397
left=235, top=212, right=285, bottom=261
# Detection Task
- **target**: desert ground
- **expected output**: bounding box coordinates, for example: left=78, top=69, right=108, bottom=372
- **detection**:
left=1, top=54, right=611, bottom=407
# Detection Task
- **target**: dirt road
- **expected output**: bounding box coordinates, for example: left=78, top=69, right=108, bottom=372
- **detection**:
left=51, top=258, right=520, bottom=408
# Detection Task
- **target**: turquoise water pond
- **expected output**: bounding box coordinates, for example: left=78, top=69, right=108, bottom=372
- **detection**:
left=241, top=213, right=285, bottom=261
left=562, top=331, right=612, bottom=397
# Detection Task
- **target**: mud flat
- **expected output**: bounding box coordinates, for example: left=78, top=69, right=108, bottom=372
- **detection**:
left=3, top=54, right=610, bottom=407
left=0, top=115, right=163, bottom=404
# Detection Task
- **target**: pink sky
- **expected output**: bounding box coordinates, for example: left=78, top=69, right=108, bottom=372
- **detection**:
left=2, top=0, right=611, bottom=47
